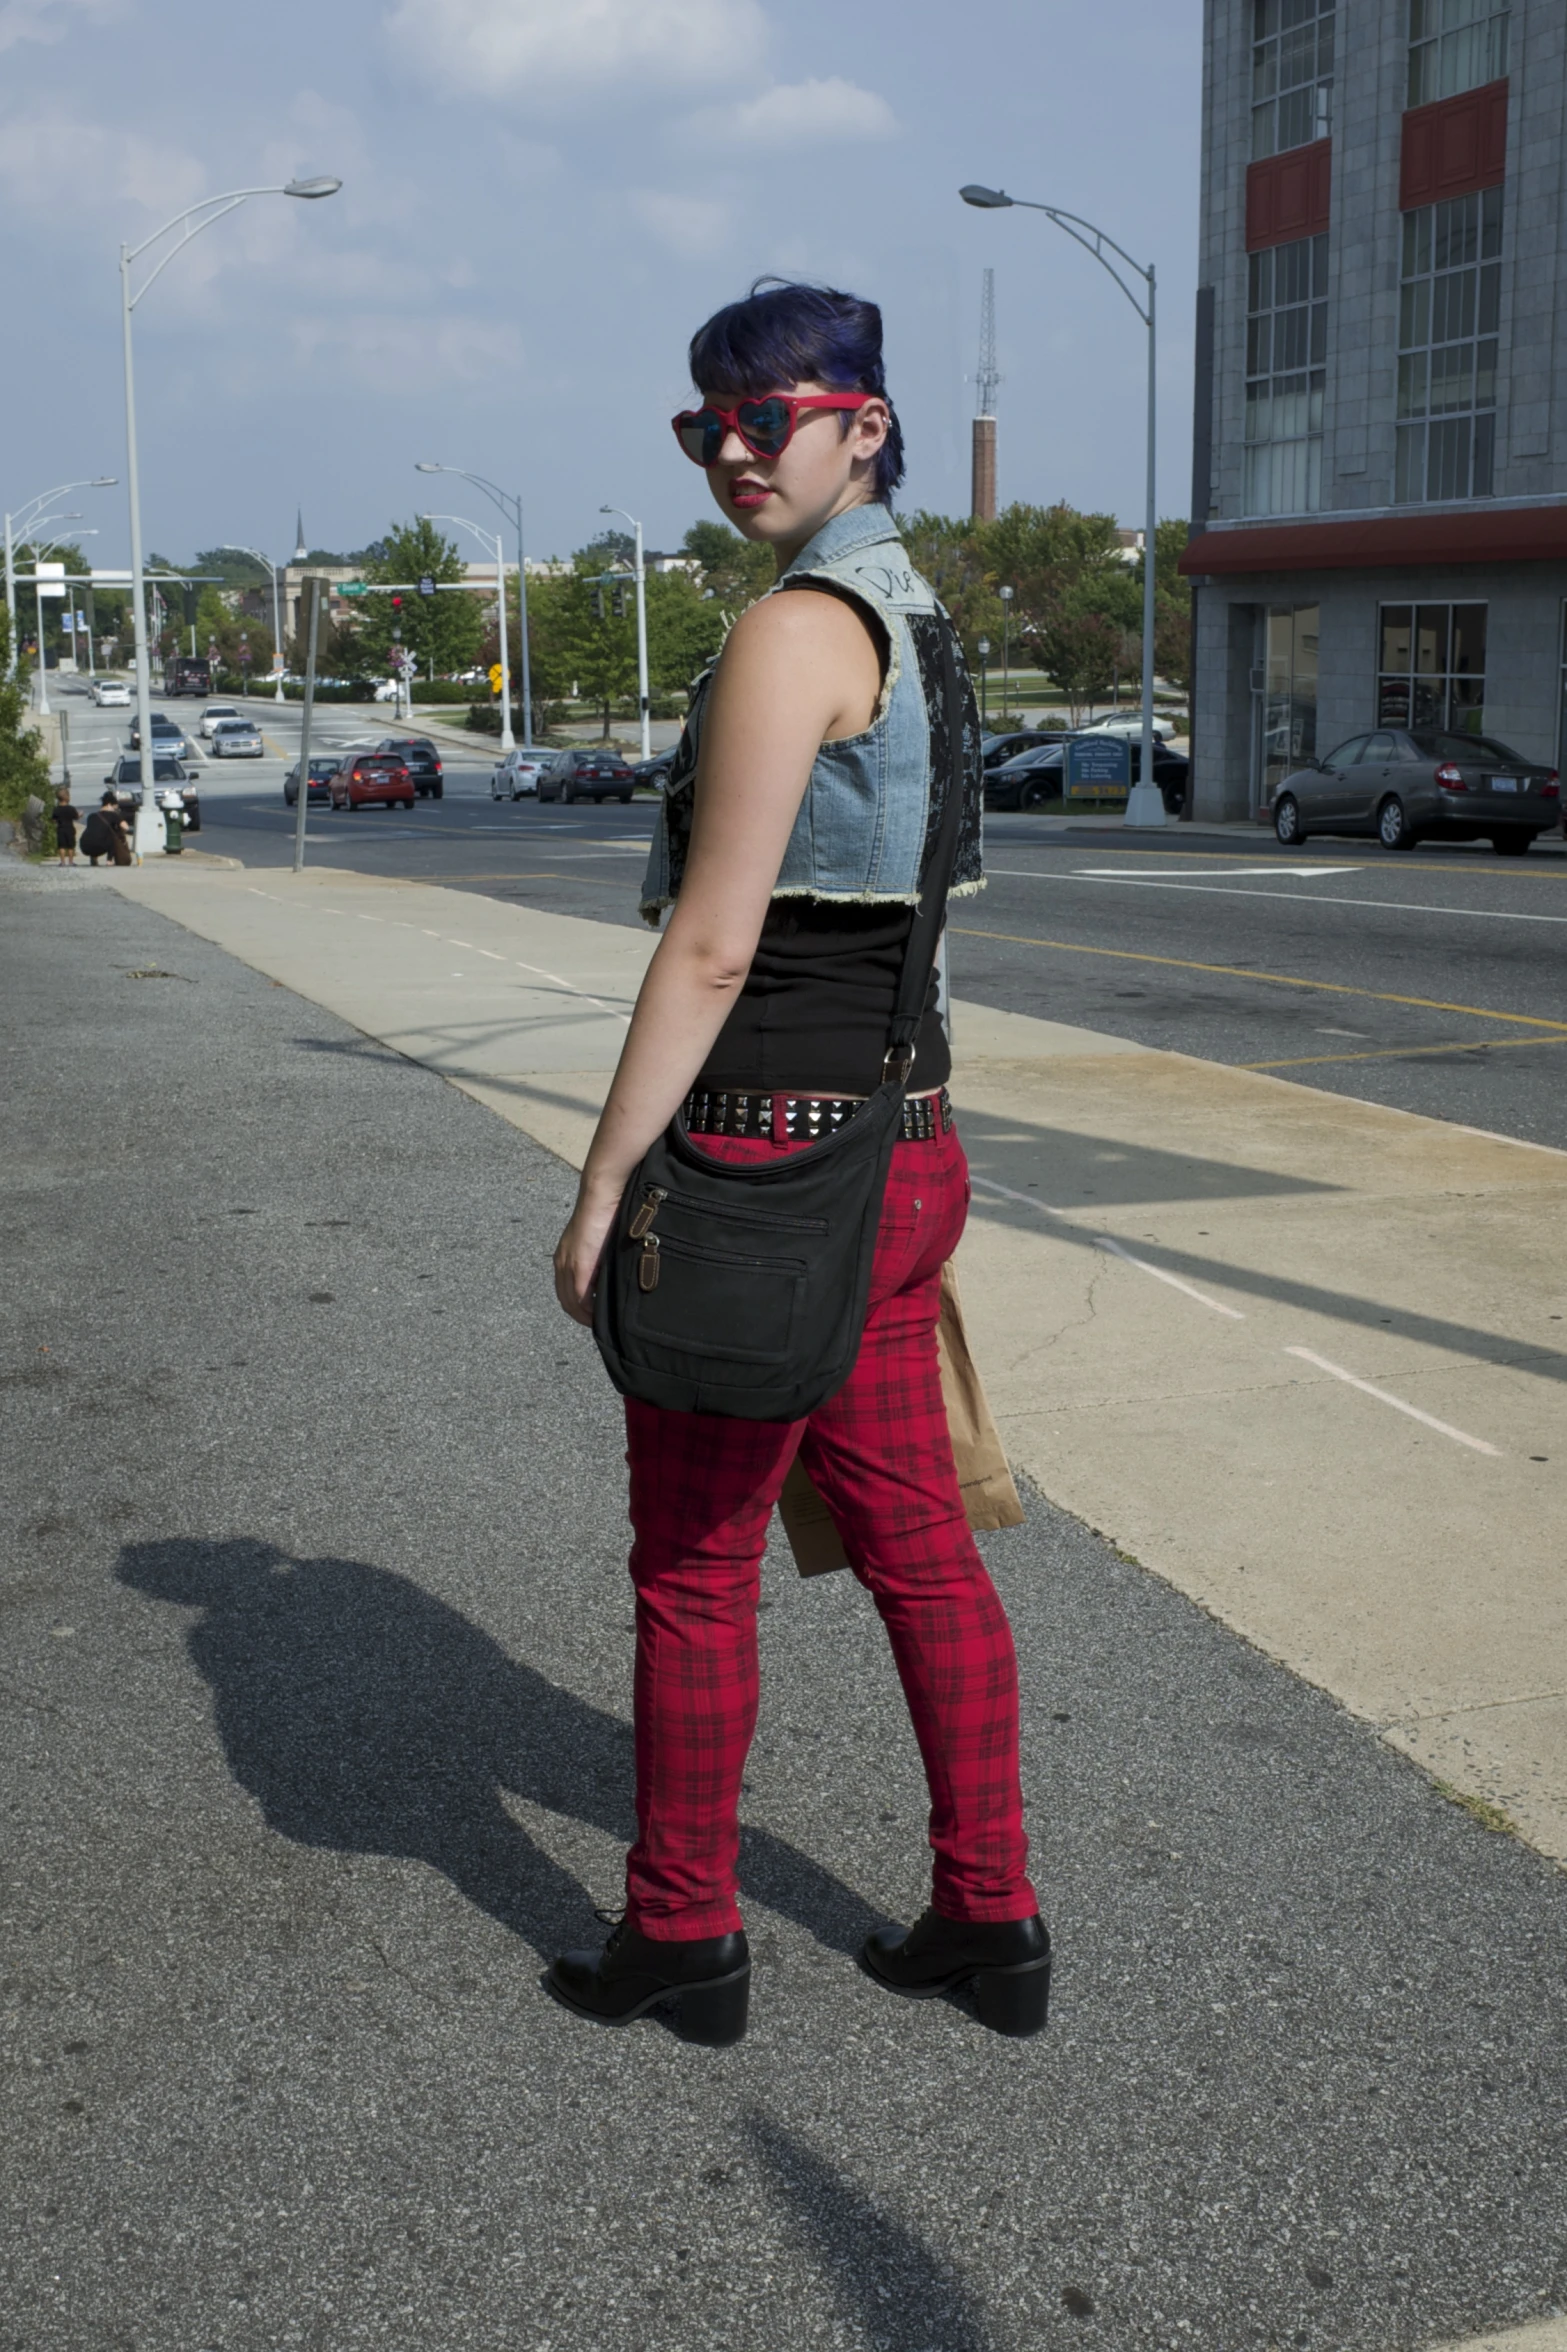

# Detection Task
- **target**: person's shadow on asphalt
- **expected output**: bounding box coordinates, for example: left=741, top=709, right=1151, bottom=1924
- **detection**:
left=117, top=1536, right=883, bottom=1962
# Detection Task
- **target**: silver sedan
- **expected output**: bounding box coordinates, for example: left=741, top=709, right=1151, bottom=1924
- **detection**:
left=1273, top=727, right=1561, bottom=854
left=209, top=719, right=265, bottom=759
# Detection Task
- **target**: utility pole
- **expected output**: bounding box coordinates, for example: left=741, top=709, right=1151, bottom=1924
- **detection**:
left=971, top=267, right=999, bottom=522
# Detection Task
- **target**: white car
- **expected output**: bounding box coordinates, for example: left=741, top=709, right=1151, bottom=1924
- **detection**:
left=491, top=750, right=546, bottom=799
left=92, top=678, right=132, bottom=708
left=372, top=680, right=400, bottom=703
left=1077, top=710, right=1177, bottom=741
left=209, top=718, right=265, bottom=758
left=199, top=702, right=243, bottom=738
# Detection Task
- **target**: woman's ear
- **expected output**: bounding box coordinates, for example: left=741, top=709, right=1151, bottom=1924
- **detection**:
left=850, top=397, right=891, bottom=463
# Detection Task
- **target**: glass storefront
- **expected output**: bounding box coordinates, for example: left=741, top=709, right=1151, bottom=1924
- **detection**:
left=1377, top=602, right=1486, bottom=732
left=1257, top=603, right=1320, bottom=810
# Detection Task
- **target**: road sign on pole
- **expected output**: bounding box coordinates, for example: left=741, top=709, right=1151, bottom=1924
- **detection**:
left=488, top=663, right=503, bottom=693
left=419, top=574, right=435, bottom=598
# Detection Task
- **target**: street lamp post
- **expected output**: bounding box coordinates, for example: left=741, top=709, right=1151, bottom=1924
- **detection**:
left=1000, top=583, right=1013, bottom=719
left=120, top=176, right=341, bottom=858
left=217, top=544, right=286, bottom=700
left=960, top=183, right=1165, bottom=828
left=600, top=504, right=650, bottom=761
left=977, top=635, right=990, bottom=728
left=17, top=513, right=85, bottom=717
left=418, top=512, right=510, bottom=750
left=4, top=478, right=115, bottom=681
left=416, top=464, right=532, bottom=749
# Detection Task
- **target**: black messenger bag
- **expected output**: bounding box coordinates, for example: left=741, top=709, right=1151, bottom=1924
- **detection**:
left=592, top=625, right=968, bottom=1422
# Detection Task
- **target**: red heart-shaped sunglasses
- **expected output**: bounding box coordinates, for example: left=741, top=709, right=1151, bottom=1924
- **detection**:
left=672, top=393, right=872, bottom=468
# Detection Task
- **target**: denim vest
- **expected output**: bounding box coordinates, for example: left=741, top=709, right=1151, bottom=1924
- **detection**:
left=640, top=503, right=983, bottom=923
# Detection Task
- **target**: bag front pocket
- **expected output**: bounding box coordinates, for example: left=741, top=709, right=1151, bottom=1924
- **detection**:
left=624, top=1232, right=807, bottom=1365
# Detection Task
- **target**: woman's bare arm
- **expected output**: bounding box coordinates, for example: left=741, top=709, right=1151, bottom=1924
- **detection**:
left=552, top=584, right=882, bottom=1323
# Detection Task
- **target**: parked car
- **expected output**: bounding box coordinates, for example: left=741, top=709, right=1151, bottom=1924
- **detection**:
left=328, top=749, right=415, bottom=810
left=630, top=748, right=678, bottom=792
left=372, top=680, right=400, bottom=703
left=1271, top=727, right=1561, bottom=853
left=283, top=757, right=340, bottom=808
left=986, top=738, right=1191, bottom=816
left=198, top=702, right=243, bottom=738
left=209, top=717, right=265, bottom=759
left=491, top=748, right=547, bottom=799
left=538, top=748, right=636, bottom=803
left=91, top=678, right=131, bottom=708
left=374, top=735, right=443, bottom=798
left=1075, top=710, right=1177, bottom=740
left=981, top=729, right=1067, bottom=771
left=985, top=742, right=1067, bottom=811
left=128, top=711, right=188, bottom=756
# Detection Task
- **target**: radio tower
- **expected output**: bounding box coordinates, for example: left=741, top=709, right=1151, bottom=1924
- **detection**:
left=971, top=267, right=999, bottom=522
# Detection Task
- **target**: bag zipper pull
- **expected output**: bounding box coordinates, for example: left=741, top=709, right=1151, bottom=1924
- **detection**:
left=638, top=1234, right=661, bottom=1292
left=629, top=1185, right=667, bottom=1241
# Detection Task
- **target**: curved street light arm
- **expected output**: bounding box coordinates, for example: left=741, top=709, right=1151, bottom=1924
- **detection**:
left=1005, top=199, right=1152, bottom=323
left=416, top=465, right=532, bottom=749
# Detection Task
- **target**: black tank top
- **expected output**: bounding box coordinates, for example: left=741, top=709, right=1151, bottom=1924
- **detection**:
left=695, top=897, right=950, bottom=1098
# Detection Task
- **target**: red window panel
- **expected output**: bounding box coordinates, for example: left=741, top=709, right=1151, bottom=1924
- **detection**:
left=1245, top=138, right=1332, bottom=254
left=1400, top=80, right=1508, bottom=210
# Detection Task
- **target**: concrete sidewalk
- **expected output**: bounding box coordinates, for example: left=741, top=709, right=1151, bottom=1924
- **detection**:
left=108, top=859, right=1567, bottom=1874
left=7, top=872, right=1567, bottom=2352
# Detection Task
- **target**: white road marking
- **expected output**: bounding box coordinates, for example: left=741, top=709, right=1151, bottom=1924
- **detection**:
left=1092, top=1236, right=1247, bottom=1318
left=988, top=869, right=1567, bottom=925
left=1284, top=1347, right=1501, bottom=1455
left=1070, top=865, right=1356, bottom=879
left=967, top=1174, right=1246, bottom=1317
left=510, top=957, right=631, bottom=1024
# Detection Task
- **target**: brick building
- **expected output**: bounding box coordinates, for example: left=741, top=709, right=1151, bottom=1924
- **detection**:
left=1181, top=1, right=1567, bottom=821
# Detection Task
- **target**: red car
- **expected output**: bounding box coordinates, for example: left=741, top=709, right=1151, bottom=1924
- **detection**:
left=329, top=750, right=415, bottom=810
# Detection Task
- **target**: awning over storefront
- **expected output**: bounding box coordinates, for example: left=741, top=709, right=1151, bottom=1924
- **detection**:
left=1179, top=503, right=1567, bottom=576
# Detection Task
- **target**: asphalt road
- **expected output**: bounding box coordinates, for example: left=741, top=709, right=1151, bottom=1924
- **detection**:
left=57, top=685, right=1567, bottom=1149
left=6, top=871, right=1567, bottom=2352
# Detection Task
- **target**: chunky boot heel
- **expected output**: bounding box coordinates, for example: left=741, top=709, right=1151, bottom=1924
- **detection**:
left=972, top=1953, right=1051, bottom=2039
left=673, top=1965, right=751, bottom=2047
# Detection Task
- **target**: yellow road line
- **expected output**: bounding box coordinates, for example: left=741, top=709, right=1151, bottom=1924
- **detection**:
left=949, top=925, right=1567, bottom=1034
left=1243, top=1035, right=1567, bottom=1069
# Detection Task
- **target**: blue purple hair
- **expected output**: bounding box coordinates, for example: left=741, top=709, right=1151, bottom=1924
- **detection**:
left=688, top=278, right=905, bottom=505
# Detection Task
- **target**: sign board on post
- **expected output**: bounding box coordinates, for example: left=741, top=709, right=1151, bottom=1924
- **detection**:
left=1065, top=734, right=1131, bottom=801
left=418, top=574, right=435, bottom=598
left=36, top=560, right=66, bottom=601
left=488, top=663, right=504, bottom=693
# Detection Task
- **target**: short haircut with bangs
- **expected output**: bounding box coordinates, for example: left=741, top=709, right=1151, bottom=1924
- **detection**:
left=688, top=277, right=906, bottom=505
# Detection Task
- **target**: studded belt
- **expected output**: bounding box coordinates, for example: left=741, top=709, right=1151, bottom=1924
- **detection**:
left=681, top=1086, right=953, bottom=1144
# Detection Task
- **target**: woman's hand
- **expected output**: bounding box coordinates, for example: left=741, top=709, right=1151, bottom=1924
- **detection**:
left=553, top=1179, right=621, bottom=1326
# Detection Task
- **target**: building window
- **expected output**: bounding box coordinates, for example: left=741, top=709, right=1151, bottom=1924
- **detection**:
left=1252, top=0, right=1334, bottom=161
left=1395, top=187, right=1500, bottom=502
left=1377, top=603, right=1487, bottom=733
left=1244, top=234, right=1327, bottom=516
left=1408, top=0, right=1509, bottom=109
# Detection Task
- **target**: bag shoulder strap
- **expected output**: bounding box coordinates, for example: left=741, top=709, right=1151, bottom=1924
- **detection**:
left=884, top=618, right=968, bottom=1076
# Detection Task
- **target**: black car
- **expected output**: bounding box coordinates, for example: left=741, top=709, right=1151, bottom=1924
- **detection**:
left=128, top=712, right=188, bottom=756
left=284, top=757, right=339, bottom=808
left=986, top=738, right=1190, bottom=816
left=539, top=748, right=636, bottom=803
left=374, top=735, right=444, bottom=798
left=981, top=729, right=1067, bottom=771
left=630, top=749, right=678, bottom=791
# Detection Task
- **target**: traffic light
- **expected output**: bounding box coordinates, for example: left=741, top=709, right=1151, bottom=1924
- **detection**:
left=590, top=584, right=605, bottom=621
left=390, top=594, right=403, bottom=613
left=612, top=582, right=628, bottom=619
left=182, top=584, right=198, bottom=625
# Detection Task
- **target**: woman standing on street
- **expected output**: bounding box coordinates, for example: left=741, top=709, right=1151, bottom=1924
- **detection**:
left=548, top=280, right=1047, bottom=2046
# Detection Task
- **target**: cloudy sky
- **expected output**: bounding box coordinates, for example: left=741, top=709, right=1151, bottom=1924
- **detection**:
left=2, top=0, right=1200, bottom=572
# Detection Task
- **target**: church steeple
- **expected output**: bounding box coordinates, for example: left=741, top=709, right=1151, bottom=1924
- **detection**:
left=293, top=510, right=307, bottom=563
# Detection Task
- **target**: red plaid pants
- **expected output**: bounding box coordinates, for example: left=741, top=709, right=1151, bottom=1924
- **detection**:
left=623, top=1117, right=1036, bottom=1939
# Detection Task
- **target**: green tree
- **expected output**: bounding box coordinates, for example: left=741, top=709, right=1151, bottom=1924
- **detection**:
left=1148, top=516, right=1193, bottom=698
left=680, top=521, right=775, bottom=618
left=0, top=604, right=51, bottom=842
left=1034, top=607, right=1121, bottom=724
left=353, top=519, right=484, bottom=679
left=895, top=510, right=1003, bottom=657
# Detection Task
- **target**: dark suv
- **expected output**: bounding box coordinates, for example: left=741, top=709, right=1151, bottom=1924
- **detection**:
left=375, top=735, right=443, bottom=799
left=539, top=749, right=635, bottom=804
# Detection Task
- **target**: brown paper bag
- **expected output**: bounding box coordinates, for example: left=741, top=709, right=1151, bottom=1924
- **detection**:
left=778, top=1259, right=1024, bottom=1577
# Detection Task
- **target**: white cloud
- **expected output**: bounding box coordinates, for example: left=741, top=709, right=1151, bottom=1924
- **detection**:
left=384, top=0, right=767, bottom=99
left=0, top=0, right=122, bottom=53
left=289, top=311, right=524, bottom=388
left=0, top=105, right=206, bottom=220
left=628, top=189, right=730, bottom=260
left=691, top=76, right=899, bottom=148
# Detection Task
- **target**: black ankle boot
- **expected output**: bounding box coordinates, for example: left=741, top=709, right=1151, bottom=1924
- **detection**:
left=859, top=1909, right=1050, bottom=2038
left=545, top=1919, right=751, bottom=2045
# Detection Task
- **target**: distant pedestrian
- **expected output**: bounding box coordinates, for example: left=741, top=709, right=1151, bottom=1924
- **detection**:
left=53, top=786, right=80, bottom=867
left=547, top=279, right=1047, bottom=2047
